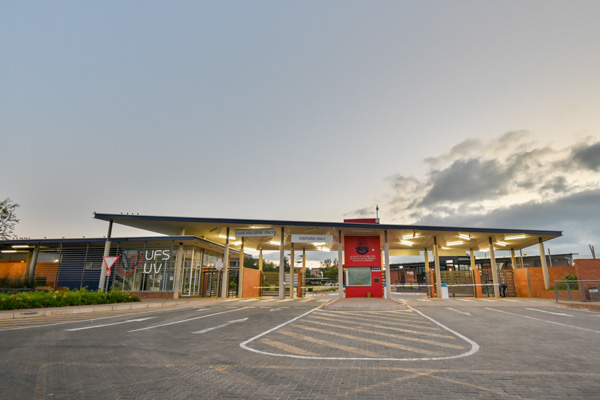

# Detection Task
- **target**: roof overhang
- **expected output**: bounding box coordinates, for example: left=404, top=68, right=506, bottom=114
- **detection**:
left=93, top=213, right=562, bottom=255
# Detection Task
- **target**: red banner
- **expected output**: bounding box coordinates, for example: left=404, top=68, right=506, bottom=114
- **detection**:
left=344, top=236, right=381, bottom=267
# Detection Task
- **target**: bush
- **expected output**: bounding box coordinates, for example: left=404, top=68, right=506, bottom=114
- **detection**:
left=0, top=288, right=140, bottom=310
left=557, top=273, right=578, bottom=290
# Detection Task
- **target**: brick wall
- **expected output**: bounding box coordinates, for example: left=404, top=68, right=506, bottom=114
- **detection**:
left=514, top=266, right=576, bottom=298
left=242, top=267, right=261, bottom=298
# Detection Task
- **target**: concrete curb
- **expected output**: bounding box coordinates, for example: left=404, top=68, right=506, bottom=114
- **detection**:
left=0, top=299, right=209, bottom=319
left=557, top=301, right=600, bottom=310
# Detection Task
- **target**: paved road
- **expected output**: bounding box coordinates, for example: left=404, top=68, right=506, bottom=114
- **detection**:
left=0, top=297, right=598, bottom=399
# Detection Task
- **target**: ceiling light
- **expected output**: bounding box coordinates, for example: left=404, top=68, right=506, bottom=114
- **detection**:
left=269, top=240, right=281, bottom=245
left=11, top=245, right=30, bottom=248
left=495, top=241, right=507, bottom=247
left=400, top=240, right=414, bottom=246
left=312, top=242, right=326, bottom=246
left=446, top=241, right=464, bottom=246
left=1, top=250, right=17, bottom=253
left=218, top=234, right=236, bottom=240
left=504, top=234, right=527, bottom=240
left=402, top=234, right=420, bottom=240
left=458, top=234, right=471, bottom=240
left=232, top=241, right=242, bottom=246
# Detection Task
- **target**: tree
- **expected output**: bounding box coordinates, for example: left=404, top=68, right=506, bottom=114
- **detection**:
left=321, top=258, right=339, bottom=282
left=0, top=198, right=19, bottom=240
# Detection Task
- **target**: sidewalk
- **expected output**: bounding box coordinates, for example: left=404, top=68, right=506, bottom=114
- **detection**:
left=556, top=300, right=600, bottom=310
left=0, top=298, right=211, bottom=320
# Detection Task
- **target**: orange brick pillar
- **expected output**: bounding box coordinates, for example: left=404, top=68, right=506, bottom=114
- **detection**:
left=473, top=269, right=483, bottom=298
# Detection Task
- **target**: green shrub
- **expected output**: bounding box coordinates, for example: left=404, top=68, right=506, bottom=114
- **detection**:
left=0, top=289, right=140, bottom=310
left=557, top=273, right=578, bottom=290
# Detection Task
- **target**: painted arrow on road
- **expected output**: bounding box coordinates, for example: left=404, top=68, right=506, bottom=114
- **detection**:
left=65, top=317, right=156, bottom=331
left=193, top=317, right=249, bottom=334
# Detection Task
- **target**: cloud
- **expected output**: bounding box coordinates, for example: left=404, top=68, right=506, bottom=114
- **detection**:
left=349, top=133, right=600, bottom=256
left=572, top=141, right=600, bottom=171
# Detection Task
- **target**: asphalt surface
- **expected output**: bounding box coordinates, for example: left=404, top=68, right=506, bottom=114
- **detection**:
left=0, top=295, right=599, bottom=399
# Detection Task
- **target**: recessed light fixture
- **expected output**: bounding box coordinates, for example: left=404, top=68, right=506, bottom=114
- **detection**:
left=11, top=245, right=30, bottom=248
left=505, top=234, right=527, bottom=240
left=458, top=234, right=471, bottom=240
left=218, top=234, right=236, bottom=240
left=402, top=234, right=420, bottom=240
left=446, top=241, right=464, bottom=246
left=1, top=250, right=17, bottom=253
left=495, top=241, right=507, bottom=247
left=400, top=240, right=414, bottom=246
left=269, top=240, right=281, bottom=245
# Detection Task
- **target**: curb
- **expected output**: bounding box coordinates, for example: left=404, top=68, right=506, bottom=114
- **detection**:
left=0, top=300, right=206, bottom=319
left=557, top=301, right=600, bottom=311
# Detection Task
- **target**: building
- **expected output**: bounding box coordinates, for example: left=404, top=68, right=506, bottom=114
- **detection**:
left=1, top=212, right=562, bottom=300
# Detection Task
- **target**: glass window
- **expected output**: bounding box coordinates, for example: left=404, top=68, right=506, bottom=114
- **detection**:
left=347, top=267, right=371, bottom=286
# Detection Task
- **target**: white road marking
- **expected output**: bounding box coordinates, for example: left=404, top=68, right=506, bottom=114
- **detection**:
left=525, top=308, right=573, bottom=317
left=128, top=307, right=249, bottom=332
left=240, top=307, right=479, bottom=361
left=66, top=317, right=156, bottom=331
left=446, top=307, right=471, bottom=316
left=485, top=308, right=600, bottom=334
left=0, top=306, right=198, bottom=332
left=193, top=317, right=249, bottom=334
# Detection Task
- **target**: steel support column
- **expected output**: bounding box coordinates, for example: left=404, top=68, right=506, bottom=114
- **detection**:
left=384, top=230, right=392, bottom=299
left=489, top=237, right=500, bottom=298
left=279, top=227, right=285, bottom=299
left=539, top=238, right=551, bottom=289
left=433, top=237, right=442, bottom=299
left=239, top=237, right=244, bottom=298
left=338, top=230, right=344, bottom=298
left=99, top=220, right=113, bottom=290
left=221, top=227, right=230, bottom=300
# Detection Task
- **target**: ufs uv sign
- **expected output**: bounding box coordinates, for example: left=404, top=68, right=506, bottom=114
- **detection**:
left=118, top=249, right=171, bottom=276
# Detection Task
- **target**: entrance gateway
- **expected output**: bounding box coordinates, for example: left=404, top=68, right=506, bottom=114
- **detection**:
left=344, top=236, right=384, bottom=298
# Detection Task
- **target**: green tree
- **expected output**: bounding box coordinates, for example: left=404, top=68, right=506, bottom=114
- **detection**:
left=321, top=258, right=339, bottom=282
left=0, top=198, right=19, bottom=240
left=244, top=257, right=278, bottom=272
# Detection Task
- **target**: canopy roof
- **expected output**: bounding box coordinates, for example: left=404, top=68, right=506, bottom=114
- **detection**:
left=94, top=213, right=562, bottom=256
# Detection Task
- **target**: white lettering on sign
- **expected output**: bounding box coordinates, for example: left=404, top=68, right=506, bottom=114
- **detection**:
left=291, top=234, right=333, bottom=244
left=235, top=229, right=275, bottom=237
left=142, top=249, right=171, bottom=274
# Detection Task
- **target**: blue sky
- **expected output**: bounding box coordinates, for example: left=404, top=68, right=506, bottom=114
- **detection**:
left=2, top=1, right=599, bottom=260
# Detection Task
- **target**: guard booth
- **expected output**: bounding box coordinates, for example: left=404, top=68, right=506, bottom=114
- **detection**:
left=344, top=236, right=383, bottom=298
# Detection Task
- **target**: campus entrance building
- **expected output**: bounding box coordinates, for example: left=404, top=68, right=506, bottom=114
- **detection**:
left=1, top=213, right=562, bottom=300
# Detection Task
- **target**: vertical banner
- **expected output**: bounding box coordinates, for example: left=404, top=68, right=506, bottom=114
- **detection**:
left=344, top=236, right=381, bottom=267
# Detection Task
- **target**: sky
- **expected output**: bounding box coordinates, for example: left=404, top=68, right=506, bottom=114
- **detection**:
left=2, top=1, right=599, bottom=263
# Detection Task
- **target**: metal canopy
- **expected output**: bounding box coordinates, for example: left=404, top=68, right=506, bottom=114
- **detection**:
left=93, top=213, right=562, bottom=255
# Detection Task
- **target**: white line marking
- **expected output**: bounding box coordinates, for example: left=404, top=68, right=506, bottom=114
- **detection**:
left=193, top=317, right=249, bottom=334
left=128, top=307, right=249, bottom=332
left=524, top=308, right=573, bottom=317
left=485, top=308, right=600, bottom=334
left=66, top=317, right=156, bottom=331
left=0, top=306, right=198, bottom=332
left=446, top=308, right=471, bottom=316
left=240, top=308, right=479, bottom=361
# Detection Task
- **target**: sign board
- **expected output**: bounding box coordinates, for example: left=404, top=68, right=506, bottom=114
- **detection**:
left=344, top=236, right=381, bottom=267
left=103, top=256, right=120, bottom=271
left=235, top=228, right=275, bottom=237
left=291, top=234, right=333, bottom=244
left=215, top=260, right=224, bottom=271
